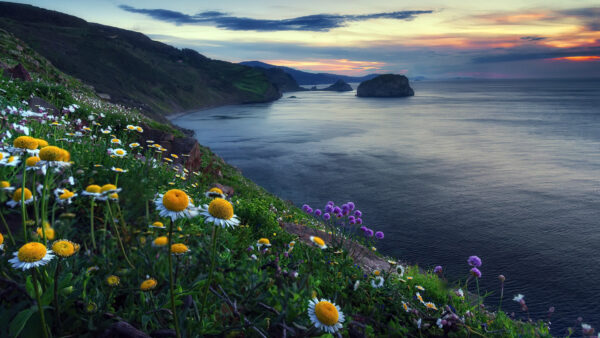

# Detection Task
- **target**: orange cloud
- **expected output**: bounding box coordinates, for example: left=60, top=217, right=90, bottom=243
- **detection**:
left=551, top=56, right=600, bottom=61
left=473, top=12, right=551, bottom=25
left=262, top=58, right=386, bottom=75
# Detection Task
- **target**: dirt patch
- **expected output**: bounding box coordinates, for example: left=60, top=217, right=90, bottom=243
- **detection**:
left=281, top=222, right=402, bottom=274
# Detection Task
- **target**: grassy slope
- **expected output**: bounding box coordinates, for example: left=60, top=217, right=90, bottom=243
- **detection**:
left=0, top=15, right=555, bottom=338
left=0, top=2, right=279, bottom=120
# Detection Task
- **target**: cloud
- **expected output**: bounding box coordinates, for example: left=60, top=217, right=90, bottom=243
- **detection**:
left=472, top=46, right=600, bottom=63
left=520, top=36, right=546, bottom=41
left=558, top=7, right=600, bottom=31
left=119, top=5, right=433, bottom=31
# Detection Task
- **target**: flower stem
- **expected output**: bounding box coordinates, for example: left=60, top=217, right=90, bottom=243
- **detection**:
left=105, top=201, right=134, bottom=269
left=200, top=226, right=219, bottom=330
left=32, top=269, right=50, bottom=338
left=498, top=283, right=504, bottom=312
left=90, top=199, right=96, bottom=250
left=0, top=211, right=16, bottom=245
left=53, top=261, right=62, bottom=333
left=20, top=165, right=28, bottom=242
left=475, top=278, right=481, bottom=309
left=168, top=219, right=181, bottom=338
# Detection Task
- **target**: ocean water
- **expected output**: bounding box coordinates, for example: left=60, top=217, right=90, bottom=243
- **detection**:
left=173, top=79, right=600, bottom=333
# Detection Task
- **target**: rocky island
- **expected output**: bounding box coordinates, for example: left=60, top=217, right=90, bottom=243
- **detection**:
left=320, top=79, right=353, bottom=92
left=356, top=74, right=414, bottom=97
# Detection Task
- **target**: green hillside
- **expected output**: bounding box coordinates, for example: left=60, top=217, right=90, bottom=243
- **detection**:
left=0, top=2, right=280, bottom=119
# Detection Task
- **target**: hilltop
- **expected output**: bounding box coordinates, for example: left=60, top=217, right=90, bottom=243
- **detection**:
left=0, top=2, right=281, bottom=120
left=241, top=60, right=379, bottom=85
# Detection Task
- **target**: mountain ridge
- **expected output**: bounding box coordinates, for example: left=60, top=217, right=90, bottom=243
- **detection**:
left=0, top=1, right=281, bottom=119
left=240, top=60, right=379, bottom=85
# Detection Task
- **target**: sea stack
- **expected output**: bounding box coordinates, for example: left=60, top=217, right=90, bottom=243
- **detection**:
left=321, top=79, right=353, bottom=92
left=356, top=74, right=414, bottom=97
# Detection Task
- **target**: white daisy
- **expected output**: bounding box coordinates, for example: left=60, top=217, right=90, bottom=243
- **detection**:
left=109, top=148, right=127, bottom=157
left=198, top=198, right=240, bottom=228
left=6, top=188, right=34, bottom=208
left=81, top=185, right=103, bottom=199
left=9, top=242, right=55, bottom=270
left=111, top=167, right=128, bottom=173
left=396, top=265, right=406, bottom=277
left=204, top=187, right=226, bottom=199
left=154, top=189, right=197, bottom=221
left=256, top=238, right=271, bottom=249
left=0, top=181, right=15, bottom=192
left=54, top=188, right=77, bottom=205
left=0, top=154, right=21, bottom=167
left=513, top=294, right=525, bottom=302
left=371, top=276, right=385, bottom=288
left=149, top=221, right=166, bottom=229
left=307, top=298, right=345, bottom=334
left=309, top=236, right=327, bottom=249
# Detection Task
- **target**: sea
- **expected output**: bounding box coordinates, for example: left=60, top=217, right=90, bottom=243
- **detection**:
left=172, top=79, right=600, bottom=333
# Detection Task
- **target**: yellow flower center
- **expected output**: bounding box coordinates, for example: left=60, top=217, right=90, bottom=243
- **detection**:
left=162, top=189, right=189, bottom=212
left=314, top=301, right=339, bottom=326
left=107, top=275, right=120, bottom=286
left=59, top=190, right=74, bottom=199
left=140, top=278, right=157, bottom=291
left=258, top=238, right=270, bottom=245
left=101, top=184, right=117, bottom=193
left=209, top=187, right=223, bottom=194
left=12, top=188, right=32, bottom=201
left=170, top=243, right=189, bottom=254
left=52, top=240, right=75, bottom=257
left=35, top=139, right=49, bottom=148
left=153, top=236, right=168, bottom=246
left=374, top=270, right=380, bottom=276
left=86, top=185, right=102, bottom=194
left=0, top=181, right=10, bottom=188
left=37, top=227, right=56, bottom=240
left=0, top=153, right=3, bottom=160
left=312, top=236, right=325, bottom=247
left=109, top=193, right=119, bottom=199
left=17, top=242, right=47, bottom=262
left=208, top=198, right=234, bottom=220
left=39, top=146, right=69, bottom=162
left=0, top=233, right=4, bottom=246
left=136, top=126, right=143, bottom=132
left=113, top=168, right=124, bottom=172
left=111, top=138, right=120, bottom=143
left=127, top=125, right=135, bottom=130
left=26, top=156, right=40, bottom=166
left=115, top=149, right=125, bottom=155
left=152, top=221, right=164, bottom=228
left=7, top=156, right=16, bottom=163
left=13, top=136, right=38, bottom=150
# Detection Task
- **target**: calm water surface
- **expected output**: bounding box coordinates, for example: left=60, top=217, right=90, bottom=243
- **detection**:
left=173, top=79, right=600, bottom=333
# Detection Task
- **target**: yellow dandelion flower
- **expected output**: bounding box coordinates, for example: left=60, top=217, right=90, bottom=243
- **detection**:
left=152, top=236, right=168, bottom=247
left=140, top=278, right=157, bottom=291
left=37, top=227, right=56, bottom=240
left=52, top=239, right=77, bottom=258
left=170, top=243, right=190, bottom=255
left=13, top=136, right=38, bottom=150
left=107, top=275, right=120, bottom=286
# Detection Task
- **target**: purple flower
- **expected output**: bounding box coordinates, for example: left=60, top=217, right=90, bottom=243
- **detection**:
left=470, top=267, right=482, bottom=278
left=323, top=213, right=331, bottom=221
left=467, top=256, right=482, bottom=267
left=365, top=228, right=374, bottom=237
left=354, top=210, right=362, bottom=217
left=360, top=226, right=367, bottom=232
left=302, top=204, right=310, bottom=211
left=375, top=231, right=384, bottom=239
left=327, top=201, right=334, bottom=206
left=341, top=204, right=349, bottom=212
left=356, top=218, right=363, bottom=225
left=306, top=207, right=313, bottom=213
left=434, top=266, right=443, bottom=274
left=349, top=219, right=356, bottom=224
left=336, top=212, right=343, bottom=218
left=347, top=202, right=355, bottom=210
left=314, top=209, right=322, bottom=216
left=324, top=204, right=333, bottom=213
left=333, top=206, right=341, bottom=214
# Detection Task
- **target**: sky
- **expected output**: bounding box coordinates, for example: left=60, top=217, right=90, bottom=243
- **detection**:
left=11, top=0, right=600, bottom=78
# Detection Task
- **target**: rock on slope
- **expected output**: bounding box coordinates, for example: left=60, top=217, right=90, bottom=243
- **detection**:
left=356, top=74, right=414, bottom=97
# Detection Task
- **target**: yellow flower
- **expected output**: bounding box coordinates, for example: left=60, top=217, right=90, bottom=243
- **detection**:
left=35, top=138, right=48, bottom=148
left=308, top=298, right=345, bottom=333
left=13, top=136, right=38, bottom=150
left=150, top=221, right=165, bottom=229
left=52, top=239, right=77, bottom=258
left=39, top=146, right=70, bottom=162
left=9, top=242, right=54, bottom=270
left=162, top=189, right=189, bottom=212
left=106, top=275, right=120, bottom=286
left=170, top=243, right=190, bottom=255
left=0, top=232, right=4, bottom=249
left=1, top=181, right=11, bottom=188
left=310, top=236, right=327, bottom=249
left=140, top=278, right=157, bottom=291
left=37, top=227, right=56, bottom=240
left=152, top=236, right=168, bottom=247
left=424, top=302, right=438, bottom=310
left=25, top=156, right=40, bottom=167
left=101, top=184, right=119, bottom=194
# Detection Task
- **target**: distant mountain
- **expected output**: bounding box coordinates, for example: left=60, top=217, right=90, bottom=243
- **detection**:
left=254, top=67, right=307, bottom=93
left=0, top=2, right=280, bottom=118
left=240, top=61, right=379, bottom=85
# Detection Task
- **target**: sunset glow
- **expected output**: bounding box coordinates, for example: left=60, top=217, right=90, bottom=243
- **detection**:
left=552, top=56, right=600, bottom=62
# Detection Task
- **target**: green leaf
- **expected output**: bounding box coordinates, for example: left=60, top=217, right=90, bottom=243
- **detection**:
left=25, top=275, right=35, bottom=299
left=9, top=307, right=35, bottom=337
